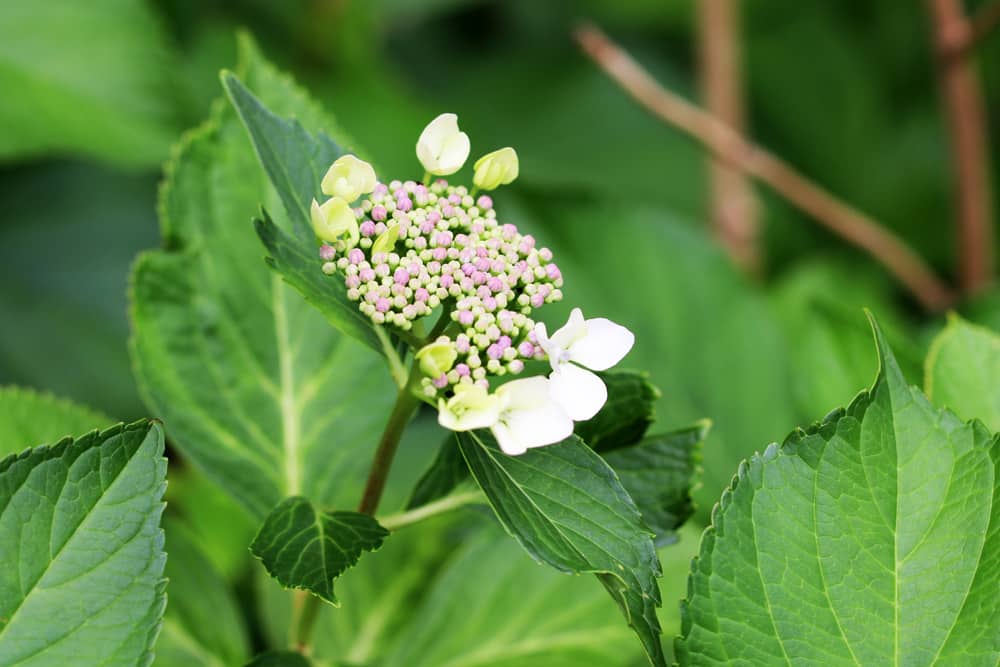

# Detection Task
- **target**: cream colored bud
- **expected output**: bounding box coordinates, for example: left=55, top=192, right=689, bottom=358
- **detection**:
left=310, top=197, right=359, bottom=247
left=321, top=154, right=376, bottom=201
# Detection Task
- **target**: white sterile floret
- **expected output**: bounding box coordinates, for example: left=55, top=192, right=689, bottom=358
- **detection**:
left=416, top=113, right=471, bottom=176
left=534, top=307, right=635, bottom=421
left=491, top=376, right=573, bottom=455
left=310, top=197, right=359, bottom=246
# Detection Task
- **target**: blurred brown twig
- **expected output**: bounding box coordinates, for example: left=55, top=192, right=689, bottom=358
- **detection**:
left=927, top=0, right=995, bottom=294
left=697, top=0, right=759, bottom=274
left=574, top=23, right=956, bottom=312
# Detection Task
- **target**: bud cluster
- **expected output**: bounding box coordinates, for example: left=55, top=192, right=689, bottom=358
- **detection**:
left=320, top=178, right=564, bottom=396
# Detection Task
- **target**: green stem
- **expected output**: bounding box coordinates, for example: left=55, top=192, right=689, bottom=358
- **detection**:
left=294, top=364, right=423, bottom=654
left=291, top=590, right=322, bottom=653
left=357, top=382, right=422, bottom=515
left=378, top=490, right=485, bottom=531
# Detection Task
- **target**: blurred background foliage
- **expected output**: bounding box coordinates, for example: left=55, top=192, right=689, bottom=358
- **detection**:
left=2, top=0, right=999, bottom=660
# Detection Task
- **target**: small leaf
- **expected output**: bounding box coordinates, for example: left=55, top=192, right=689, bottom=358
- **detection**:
left=457, top=431, right=666, bottom=666
left=604, top=422, right=706, bottom=546
left=406, top=435, right=469, bottom=509
left=0, top=386, right=113, bottom=457
left=221, top=71, right=385, bottom=354
left=251, top=496, right=389, bottom=605
left=926, top=315, right=1000, bottom=431
left=575, top=370, right=660, bottom=452
left=245, top=651, right=312, bottom=667
left=676, top=316, right=1000, bottom=665
left=0, top=420, right=166, bottom=666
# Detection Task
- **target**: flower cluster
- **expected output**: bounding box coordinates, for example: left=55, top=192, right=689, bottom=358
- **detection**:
left=311, top=113, right=634, bottom=455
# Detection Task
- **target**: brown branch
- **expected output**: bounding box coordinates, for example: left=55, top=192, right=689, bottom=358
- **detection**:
left=697, top=0, right=759, bottom=273
left=574, top=23, right=956, bottom=312
left=927, top=0, right=995, bottom=294
left=945, top=0, right=1000, bottom=56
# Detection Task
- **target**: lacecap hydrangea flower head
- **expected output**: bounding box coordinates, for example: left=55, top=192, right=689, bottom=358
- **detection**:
left=312, top=113, right=634, bottom=455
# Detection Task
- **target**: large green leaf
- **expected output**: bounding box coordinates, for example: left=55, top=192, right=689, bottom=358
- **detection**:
left=130, top=36, right=396, bottom=519
left=457, top=431, right=665, bottom=666
left=676, top=319, right=1000, bottom=665
left=0, top=387, right=113, bottom=457
left=926, top=316, right=1000, bottom=431
left=155, top=519, right=250, bottom=667
left=0, top=420, right=166, bottom=666
left=380, top=527, right=643, bottom=666
left=0, top=0, right=178, bottom=166
left=221, top=71, right=386, bottom=355
left=603, top=422, right=705, bottom=547
left=251, top=496, right=388, bottom=605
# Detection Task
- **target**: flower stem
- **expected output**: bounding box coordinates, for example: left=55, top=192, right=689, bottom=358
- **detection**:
left=357, top=382, right=422, bottom=515
left=379, top=489, right=485, bottom=531
left=293, top=365, right=422, bottom=654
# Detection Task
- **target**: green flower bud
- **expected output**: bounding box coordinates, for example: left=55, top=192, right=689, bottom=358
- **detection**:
left=416, top=339, right=458, bottom=377
left=472, top=147, right=519, bottom=191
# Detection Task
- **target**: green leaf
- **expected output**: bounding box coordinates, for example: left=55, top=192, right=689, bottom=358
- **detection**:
left=604, top=422, right=706, bottom=546
left=575, top=371, right=660, bottom=453
left=0, top=0, right=178, bottom=166
left=457, top=431, right=665, bottom=666
left=926, top=315, right=1000, bottom=431
left=406, top=435, right=468, bottom=509
left=676, top=317, right=1000, bottom=665
left=250, top=496, right=389, bottom=605
left=156, top=518, right=249, bottom=667
left=221, top=71, right=386, bottom=355
left=0, top=420, right=166, bottom=666
left=130, top=35, right=396, bottom=519
left=380, top=526, right=644, bottom=666
left=244, top=652, right=311, bottom=667
left=0, top=387, right=113, bottom=457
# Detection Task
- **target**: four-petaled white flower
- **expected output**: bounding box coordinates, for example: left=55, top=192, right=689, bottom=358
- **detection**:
left=416, top=113, right=471, bottom=176
left=437, top=377, right=573, bottom=456
left=534, top=308, right=635, bottom=421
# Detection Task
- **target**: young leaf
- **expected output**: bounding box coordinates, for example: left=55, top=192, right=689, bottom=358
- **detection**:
left=406, top=434, right=468, bottom=509
left=130, top=35, right=396, bottom=519
left=604, top=422, right=706, bottom=546
left=0, top=386, right=113, bottom=457
left=457, top=431, right=666, bottom=666
left=251, top=496, right=389, bottom=605
left=221, top=71, right=386, bottom=355
left=926, top=315, right=1000, bottom=431
left=575, top=370, right=660, bottom=452
left=155, top=518, right=250, bottom=667
left=676, top=317, right=1000, bottom=665
left=0, top=421, right=166, bottom=666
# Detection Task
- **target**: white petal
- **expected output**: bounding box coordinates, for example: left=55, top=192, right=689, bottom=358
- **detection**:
left=496, top=376, right=551, bottom=410
left=416, top=140, right=439, bottom=173
left=549, top=363, right=608, bottom=421
left=492, top=398, right=573, bottom=456
left=568, top=318, right=635, bottom=371
left=419, top=113, right=459, bottom=150
left=550, top=307, right=587, bottom=350
left=533, top=321, right=551, bottom=353
left=436, top=131, right=471, bottom=175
